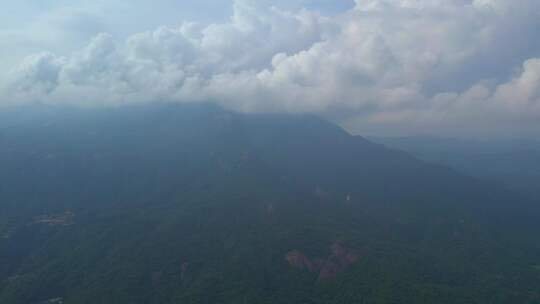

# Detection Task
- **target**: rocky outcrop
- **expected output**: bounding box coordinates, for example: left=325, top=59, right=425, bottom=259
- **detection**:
left=331, top=242, right=359, bottom=264
left=285, top=250, right=314, bottom=271
left=285, top=242, right=360, bottom=281
left=318, top=242, right=359, bottom=280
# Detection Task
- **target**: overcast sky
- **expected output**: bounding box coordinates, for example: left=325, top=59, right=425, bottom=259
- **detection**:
left=1, top=0, right=540, bottom=138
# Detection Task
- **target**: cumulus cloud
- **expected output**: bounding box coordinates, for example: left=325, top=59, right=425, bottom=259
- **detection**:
left=2, top=0, right=540, bottom=136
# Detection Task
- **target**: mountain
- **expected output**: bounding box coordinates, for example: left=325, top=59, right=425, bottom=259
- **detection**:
left=370, top=136, right=540, bottom=201
left=1, top=104, right=539, bottom=304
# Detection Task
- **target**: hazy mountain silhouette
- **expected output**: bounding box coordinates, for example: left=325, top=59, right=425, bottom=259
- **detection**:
left=1, top=104, right=539, bottom=303
left=371, top=136, right=540, bottom=201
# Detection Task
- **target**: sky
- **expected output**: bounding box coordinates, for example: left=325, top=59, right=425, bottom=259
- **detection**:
left=1, top=0, right=540, bottom=138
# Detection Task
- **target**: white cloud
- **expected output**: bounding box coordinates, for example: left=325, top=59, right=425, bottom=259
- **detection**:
left=9, top=52, right=66, bottom=95
left=2, top=0, right=540, bottom=136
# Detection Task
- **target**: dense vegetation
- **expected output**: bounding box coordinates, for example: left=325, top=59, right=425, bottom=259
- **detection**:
left=1, top=104, right=539, bottom=303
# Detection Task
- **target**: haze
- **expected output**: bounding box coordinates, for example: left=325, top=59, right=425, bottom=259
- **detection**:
left=2, top=2, right=540, bottom=303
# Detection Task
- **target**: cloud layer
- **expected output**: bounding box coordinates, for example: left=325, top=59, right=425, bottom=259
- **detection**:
left=2, top=0, right=540, bottom=136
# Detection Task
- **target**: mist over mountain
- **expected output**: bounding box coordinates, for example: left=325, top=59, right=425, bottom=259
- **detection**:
left=371, top=136, right=540, bottom=201
left=2, top=1, right=540, bottom=303
left=1, top=104, right=539, bottom=304
left=3, top=0, right=540, bottom=137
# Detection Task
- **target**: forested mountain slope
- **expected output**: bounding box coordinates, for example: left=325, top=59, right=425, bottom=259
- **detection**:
left=1, top=104, right=539, bottom=304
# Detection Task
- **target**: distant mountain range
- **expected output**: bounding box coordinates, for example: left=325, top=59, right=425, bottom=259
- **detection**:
left=370, top=136, right=540, bottom=201
left=1, top=104, right=539, bottom=303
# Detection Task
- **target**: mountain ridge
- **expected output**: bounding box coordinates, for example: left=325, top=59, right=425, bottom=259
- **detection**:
left=1, top=104, right=539, bottom=303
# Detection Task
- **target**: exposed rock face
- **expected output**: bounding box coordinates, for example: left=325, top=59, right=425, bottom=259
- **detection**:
left=331, top=242, right=359, bottom=264
left=318, top=242, right=360, bottom=280
left=318, top=259, right=341, bottom=281
left=285, top=242, right=360, bottom=281
left=285, top=250, right=314, bottom=271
